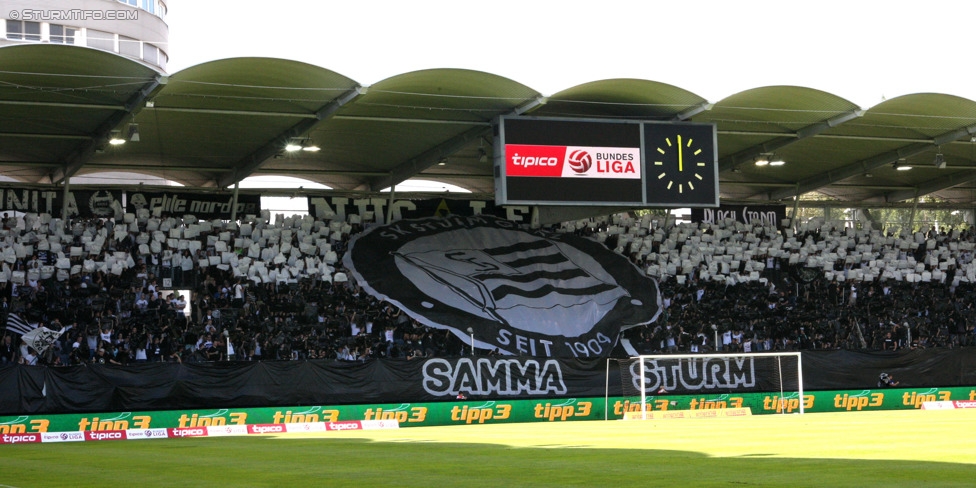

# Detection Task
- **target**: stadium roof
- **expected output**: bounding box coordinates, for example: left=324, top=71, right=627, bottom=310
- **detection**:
left=4, top=43, right=976, bottom=207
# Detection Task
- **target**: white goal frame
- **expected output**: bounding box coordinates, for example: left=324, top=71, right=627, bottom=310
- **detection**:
left=606, top=352, right=804, bottom=419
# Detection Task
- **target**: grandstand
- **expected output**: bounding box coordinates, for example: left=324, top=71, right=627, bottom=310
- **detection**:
left=1, top=205, right=973, bottom=366
left=2, top=8, right=976, bottom=421
left=1, top=38, right=976, bottom=363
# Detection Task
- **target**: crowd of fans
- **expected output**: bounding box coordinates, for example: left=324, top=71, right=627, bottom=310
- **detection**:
left=1, top=209, right=974, bottom=367
left=612, top=216, right=976, bottom=355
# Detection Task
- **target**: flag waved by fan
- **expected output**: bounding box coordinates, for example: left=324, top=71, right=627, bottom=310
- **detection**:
left=20, top=327, right=66, bottom=356
left=4, top=313, right=34, bottom=336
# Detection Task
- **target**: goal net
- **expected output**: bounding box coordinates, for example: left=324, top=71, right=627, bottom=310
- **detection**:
left=607, top=352, right=804, bottom=417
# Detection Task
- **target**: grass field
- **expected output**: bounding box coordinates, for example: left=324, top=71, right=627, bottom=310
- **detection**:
left=0, top=409, right=973, bottom=487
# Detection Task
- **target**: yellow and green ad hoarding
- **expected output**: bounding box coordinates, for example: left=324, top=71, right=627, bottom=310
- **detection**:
left=1, top=386, right=972, bottom=434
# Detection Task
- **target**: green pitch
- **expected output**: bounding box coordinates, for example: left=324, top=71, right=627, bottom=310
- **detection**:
left=0, top=409, right=972, bottom=487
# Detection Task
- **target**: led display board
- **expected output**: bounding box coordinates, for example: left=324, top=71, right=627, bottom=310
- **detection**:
left=495, top=117, right=718, bottom=207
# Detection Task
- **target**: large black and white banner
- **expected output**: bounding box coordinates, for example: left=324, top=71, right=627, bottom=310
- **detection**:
left=126, top=191, right=261, bottom=220
left=0, top=187, right=263, bottom=221
left=343, top=215, right=661, bottom=358
left=2, top=350, right=975, bottom=415
left=690, top=204, right=787, bottom=227
left=0, top=187, right=122, bottom=219
left=308, top=196, right=538, bottom=224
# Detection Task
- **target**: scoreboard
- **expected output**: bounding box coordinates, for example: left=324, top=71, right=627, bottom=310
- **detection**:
left=494, top=116, right=718, bottom=207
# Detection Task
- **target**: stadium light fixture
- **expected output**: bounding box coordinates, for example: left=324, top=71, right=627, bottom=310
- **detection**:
left=285, top=141, right=303, bottom=152
left=892, top=161, right=911, bottom=171
left=285, top=137, right=319, bottom=152
left=127, top=123, right=140, bottom=142
left=934, top=152, right=946, bottom=169
left=108, top=130, right=125, bottom=145
left=756, top=153, right=784, bottom=166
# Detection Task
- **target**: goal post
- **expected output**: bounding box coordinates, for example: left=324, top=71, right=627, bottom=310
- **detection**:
left=607, top=352, right=804, bottom=418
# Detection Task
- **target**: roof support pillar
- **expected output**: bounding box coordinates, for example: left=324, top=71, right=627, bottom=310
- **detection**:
left=789, top=183, right=801, bottom=226
left=385, top=183, right=396, bottom=224
left=229, top=180, right=241, bottom=223
left=908, top=193, right=920, bottom=232
left=60, top=176, right=71, bottom=223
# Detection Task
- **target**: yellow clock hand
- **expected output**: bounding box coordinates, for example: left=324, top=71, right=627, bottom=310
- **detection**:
left=677, top=135, right=683, bottom=172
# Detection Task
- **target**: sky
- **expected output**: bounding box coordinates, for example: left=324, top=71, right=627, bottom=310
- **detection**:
left=165, top=1, right=976, bottom=109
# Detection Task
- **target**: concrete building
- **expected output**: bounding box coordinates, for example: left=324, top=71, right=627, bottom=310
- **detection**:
left=0, top=0, right=168, bottom=71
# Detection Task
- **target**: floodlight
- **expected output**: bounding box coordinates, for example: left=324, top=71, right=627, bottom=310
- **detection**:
left=285, top=142, right=302, bottom=152
left=109, top=130, right=125, bottom=145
